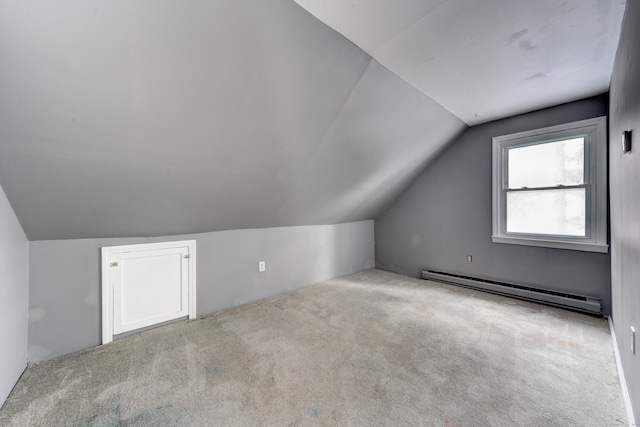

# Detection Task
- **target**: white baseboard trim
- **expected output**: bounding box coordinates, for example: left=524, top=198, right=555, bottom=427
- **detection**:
left=609, top=316, right=637, bottom=426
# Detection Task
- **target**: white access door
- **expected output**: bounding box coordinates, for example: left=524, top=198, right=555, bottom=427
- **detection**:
left=102, top=241, right=196, bottom=344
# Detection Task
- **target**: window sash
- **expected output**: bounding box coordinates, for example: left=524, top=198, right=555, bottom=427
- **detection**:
left=505, top=136, right=588, bottom=190
left=491, top=116, right=607, bottom=253
left=502, top=135, right=591, bottom=191
left=503, top=186, right=591, bottom=239
left=504, top=184, right=588, bottom=192
left=499, top=134, right=593, bottom=240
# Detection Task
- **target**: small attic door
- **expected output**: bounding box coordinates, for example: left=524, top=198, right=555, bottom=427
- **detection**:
left=101, top=240, right=196, bottom=344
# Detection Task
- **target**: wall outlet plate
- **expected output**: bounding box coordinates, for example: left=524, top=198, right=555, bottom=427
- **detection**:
left=258, top=261, right=266, bottom=272
left=466, top=255, right=472, bottom=262
left=632, top=326, right=636, bottom=355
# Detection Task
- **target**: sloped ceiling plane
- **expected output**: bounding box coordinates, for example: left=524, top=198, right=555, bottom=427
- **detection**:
left=0, top=0, right=625, bottom=240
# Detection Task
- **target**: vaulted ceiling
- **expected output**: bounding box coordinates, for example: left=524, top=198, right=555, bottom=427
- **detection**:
left=294, top=0, right=626, bottom=125
left=0, top=0, right=625, bottom=240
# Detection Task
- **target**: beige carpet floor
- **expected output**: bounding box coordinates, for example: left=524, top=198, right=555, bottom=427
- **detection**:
left=0, top=269, right=627, bottom=426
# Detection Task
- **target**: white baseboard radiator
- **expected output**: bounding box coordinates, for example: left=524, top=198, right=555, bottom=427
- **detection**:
left=421, top=269, right=602, bottom=315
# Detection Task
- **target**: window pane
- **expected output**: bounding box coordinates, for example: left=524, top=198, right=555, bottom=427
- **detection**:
left=508, top=137, right=584, bottom=189
left=506, top=189, right=586, bottom=236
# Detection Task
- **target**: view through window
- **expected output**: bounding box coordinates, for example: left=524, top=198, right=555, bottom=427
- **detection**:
left=492, top=117, right=607, bottom=253
left=506, top=137, right=586, bottom=237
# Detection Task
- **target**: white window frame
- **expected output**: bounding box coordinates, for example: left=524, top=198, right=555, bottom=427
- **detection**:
left=492, top=116, right=608, bottom=253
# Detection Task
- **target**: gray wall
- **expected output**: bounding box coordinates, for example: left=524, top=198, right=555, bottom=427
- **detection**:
left=0, top=184, right=29, bottom=405
left=0, top=0, right=464, bottom=241
left=609, top=0, right=640, bottom=418
left=375, top=96, right=612, bottom=314
left=28, top=220, right=374, bottom=362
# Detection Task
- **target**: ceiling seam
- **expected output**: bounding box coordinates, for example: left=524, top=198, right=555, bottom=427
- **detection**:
left=368, top=58, right=467, bottom=126
left=365, top=1, right=467, bottom=125
left=272, top=56, right=374, bottom=222
left=369, top=0, right=453, bottom=54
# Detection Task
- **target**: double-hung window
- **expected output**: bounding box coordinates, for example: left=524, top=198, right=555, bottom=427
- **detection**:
left=492, top=116, right=607, bottom=253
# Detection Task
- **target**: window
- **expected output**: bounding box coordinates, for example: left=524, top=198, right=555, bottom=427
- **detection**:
left=492, top=117, right=607, bottom=253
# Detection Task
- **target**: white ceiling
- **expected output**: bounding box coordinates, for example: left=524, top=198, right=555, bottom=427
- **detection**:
left=293, top=0, right=627, bottom=125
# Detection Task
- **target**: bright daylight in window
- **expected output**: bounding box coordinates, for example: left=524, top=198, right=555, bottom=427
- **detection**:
left=492, top=117, right=608, bottom=253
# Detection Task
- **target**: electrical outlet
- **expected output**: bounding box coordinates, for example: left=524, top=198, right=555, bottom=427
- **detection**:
left=258, top=261, right=266, bottom=272
left=466, top=255, right=472, bottom=262
left=632, top=326, right=636, bottom=355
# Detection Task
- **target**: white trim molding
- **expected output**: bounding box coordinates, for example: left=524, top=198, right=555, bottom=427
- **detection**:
left=101, top=240, right=197, bottom=345
left=492, top=116, right=608, bottom=253
left=609, top=317, right=637, bottom=426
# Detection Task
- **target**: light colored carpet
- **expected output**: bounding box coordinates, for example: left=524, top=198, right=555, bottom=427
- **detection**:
left=0, top=269, right=627, bottom=426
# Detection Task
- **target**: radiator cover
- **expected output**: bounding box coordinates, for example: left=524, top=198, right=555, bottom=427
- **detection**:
left=421, top=269, right=602, bottom=315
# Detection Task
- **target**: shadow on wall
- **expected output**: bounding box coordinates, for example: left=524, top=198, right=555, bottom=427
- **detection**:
left=374, top=95, right=612, bottom=314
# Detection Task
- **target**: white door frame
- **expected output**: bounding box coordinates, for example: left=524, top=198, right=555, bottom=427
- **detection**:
left=101, top=240, right=196, bottom=344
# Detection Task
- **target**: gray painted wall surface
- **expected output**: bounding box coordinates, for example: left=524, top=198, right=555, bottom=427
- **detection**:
left=0, top=184, right=29, bottom=405
left=375, top=96, right=612, bottom=314
left=28, top=220, right=374, bottom=363
left=0, top=0, right=464, bottom=241
left=609, top=0, right=640, bottom=417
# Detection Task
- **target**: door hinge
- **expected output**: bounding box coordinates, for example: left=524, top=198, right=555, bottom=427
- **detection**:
left=184, top=254, right=191, bottom=259
left=110, top=262, right=119, bottom=267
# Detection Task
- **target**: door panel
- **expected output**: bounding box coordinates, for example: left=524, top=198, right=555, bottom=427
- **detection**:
left=113, top=248, right=189, bottom=335
left=102, top=241, right=196, bottom=343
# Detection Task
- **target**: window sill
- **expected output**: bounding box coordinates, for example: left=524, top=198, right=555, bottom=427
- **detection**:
left=491, top=235, right=609, bottom=253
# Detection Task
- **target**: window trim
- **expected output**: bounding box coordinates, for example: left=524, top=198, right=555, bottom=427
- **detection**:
left=491, top=116, right=608, bottom=253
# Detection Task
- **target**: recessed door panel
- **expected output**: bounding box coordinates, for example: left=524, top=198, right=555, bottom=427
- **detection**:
left=102, top=241, right=196, bottom=342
